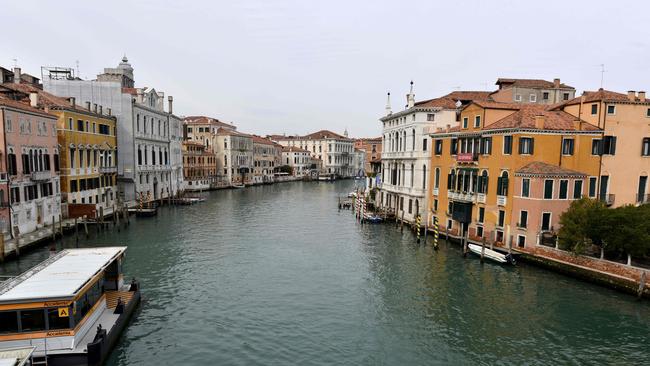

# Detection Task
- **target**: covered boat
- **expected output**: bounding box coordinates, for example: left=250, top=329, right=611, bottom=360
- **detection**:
left=467, top=243, right=516, bottom=264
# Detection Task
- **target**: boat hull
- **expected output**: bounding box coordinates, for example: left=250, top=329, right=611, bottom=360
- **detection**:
left=467, top=244, right=515, bottom=264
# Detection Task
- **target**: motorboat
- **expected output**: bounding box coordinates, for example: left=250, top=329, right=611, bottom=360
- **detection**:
left=467, top=243, right=516, bottom=264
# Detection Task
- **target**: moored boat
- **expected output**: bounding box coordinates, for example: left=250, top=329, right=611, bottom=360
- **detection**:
left=232, top=183, right=246, bottom=189
left=0, top=247, right=140, bottom=366
left=467, top=243, right=516, bottom=264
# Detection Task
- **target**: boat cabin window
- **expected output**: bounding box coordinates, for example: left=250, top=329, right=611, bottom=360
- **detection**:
left=20, top=309, right=46, bottom=332
left=0, top=311, right=19, bottom=333
left=47, top=308, right=72, bottom=330
left=74, top=278, right=104, bottom=325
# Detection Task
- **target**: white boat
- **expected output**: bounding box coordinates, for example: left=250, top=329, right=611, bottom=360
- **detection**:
left=467, top=243, right=515, bottom=264
left=232, top=183, right=245, bottom=189
left=347, top=191, right=357, bottom=198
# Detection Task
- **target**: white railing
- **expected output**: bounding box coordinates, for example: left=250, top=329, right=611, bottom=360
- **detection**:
left=497, top=195, right=507, bottom=206
left=433, top=188, right=439, bottom=196
left=477, top=193, right=486, bottom=203
left=31, top=170, right=52, bottom=181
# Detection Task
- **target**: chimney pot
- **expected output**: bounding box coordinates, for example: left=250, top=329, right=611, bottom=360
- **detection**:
left=638, top=91, right=646, bottom=102
left=29, top=92, right=38, bottom=108
left=107, top=108, right=112, bottom=116
left=534, top=115, right=546, bottom=129
left=553, top=78, right=560, bottom=88
left=168, top=95, right=174, bottom=114
left=13, top=67, right=21, bottom=84
left=99, top=105, right=103, bottom=115
left=627, top=90, right=636, bottom=101
left=93, top=103, right=97, bottom=113
left=69, top=97, right=76, bottom=107
left=85, top=101, right=91, bottom=110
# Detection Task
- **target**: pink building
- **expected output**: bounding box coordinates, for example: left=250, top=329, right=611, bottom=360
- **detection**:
left=511, top=162, right=587, bottom=249
left=0, top=91, right=61, bottom=238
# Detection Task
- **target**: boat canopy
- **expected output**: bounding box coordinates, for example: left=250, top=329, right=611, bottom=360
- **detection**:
left=0, top=247, right=126, bottom=304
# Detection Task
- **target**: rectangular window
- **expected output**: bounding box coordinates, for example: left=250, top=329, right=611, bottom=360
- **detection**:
left=435, top=140, right=443, bottom=155
left=518, top=137, right=534, bottom=155
left=541, top=212, right=552, bottom=231
left=602, top=136, right=617, bottom=155
left=47, top=308, right=71, bottom=330
left=642, top=138, right=650, bottom=156
left=498, top=210, right=505, bottom=227
left=433, top=199, right=438, bottom=211
left=503, top=135, right=512, bottom=155
left=592, top=139, right=602, bottom=155
left=20, top=309, right=46, bottom=332
left=573, top=180, right=583, bottom=199
left=0, top=311, right=19, bottom=334
left=422, top=138, right=428, bottom=151
left=481, top=137, right=492, bottom=155
left=607, top=105, right=616, bottom=115
left=591, top=104, right=598, bottom=115
left=515, top=94, right=522, bottom=102
left=563, top=93, right=570, bottom=101
left=519, top=210, right=528, bottom=228
left=68, top=118, right=73, bottom=130
left=478, top=207, right=485, bottom=223
left=544, top=179, right=554, bottom=199
left=462, top=117, right=468, bottom=129
left=543, top=92, right=549, bottom=100
left=638, top=176, right=648, bottom=203
left=562, top=138, right=574, bottom=155
left=588, top=177, right=597, bottom=198
left=559, top=179, right=568, bottom=199
left=427, top=113, right=435, bottom=121
left=450, top=138, right=458, bottom=155
left=522, top=178, right=530, bottom=197
left=474, top=115, right=481, bottom=128
left=477, top=226, right=483, bottom=238
left=77, top=119, right=84, bottom=131
left=529, top=94, right=537, bottom=102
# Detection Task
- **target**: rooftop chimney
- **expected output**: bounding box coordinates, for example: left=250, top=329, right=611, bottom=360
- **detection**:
left=168, top=96, right=174, bottom=114
left=638, top=91, right=646, bottom=102
left=553, top=78, right=560, bottom=88
left=13, top=67, right=21, bottom=84
left=99, top=105, right=103, bottom=115
left=85, top=101, right=91, bottom=110
left=69, top=97, right=76, bottom=108
left=107, top=108, right=112, bottom=116
left=627, top=91, right=636, bottom=101
left=406, top=81, right=415, bottom=109
left=29, top=92, right=38, bottom=108
left=93, top=103, right=98, bottom=113
left=534, top=115, right=546, bottom=129
left=573, top=120, right=582, bottom=131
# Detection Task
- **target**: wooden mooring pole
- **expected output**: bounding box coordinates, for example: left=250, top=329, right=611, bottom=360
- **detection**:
left=638, top=271, right=647, bottom=300
left=480, top=237, right=486, bottom=264
left=0, top=235, right=5, bottom=263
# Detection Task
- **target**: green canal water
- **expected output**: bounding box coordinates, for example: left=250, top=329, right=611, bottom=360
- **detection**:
left=1, top=181, right=649, bottom=365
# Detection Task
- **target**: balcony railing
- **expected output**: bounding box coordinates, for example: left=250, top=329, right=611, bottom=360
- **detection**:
left=31, top=170, right=52, bottom=181
left=447, top=190, right=475, bottom=202
left=99, top=166, right=117, bottom=174
left=433, top=188, right=439, bottom=196
left=598, top=194, right=615, bottom=206
left=637, top=193, right=650, bottom=204
left=456, top=152, right=478, bottom=163
left=497, top=195, right=507, bottom=207
left=477, top=193, right=486, bottom=203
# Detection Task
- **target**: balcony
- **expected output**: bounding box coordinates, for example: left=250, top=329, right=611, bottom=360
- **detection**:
left=456, top=152, right=478, bottom=163
left=598, top=194, right=615, bottom=206
left=497, top=195, right=507, bottom=206
left=99, top=166, right=117, bottom=174
left=447, top=190, right=475, bottom=202
left=31, top=170, right=52, bottom=181
left=433, top=188, right=439, bottom=196
left=477, top=193, right=486, bottom=204
left=637, top=194, right=650, bottom=205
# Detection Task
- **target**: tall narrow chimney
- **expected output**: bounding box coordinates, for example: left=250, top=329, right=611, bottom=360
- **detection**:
left=534, top=115, right=546, bottom=129
left=93, top=103, right=98, bottom=113
left=29, top=92, right=38, bottom=107
left=638, top=91, right=646, bottom=102
left=99, top=105, right=103, bottom=115
left=85, top=101, right=91, bottom=110
left=107, top=108, right=112, bottom=116
left=553, top=78, right=560, bottom=88
left=627, top=91, right=636, bottom=101
left=13, top=67, right=21, bottom=84
left=168, top=96, right=174, bottom=114
left=69, top=97, right=76, bottom=108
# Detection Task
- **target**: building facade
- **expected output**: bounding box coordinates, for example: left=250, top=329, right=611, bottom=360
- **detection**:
left=281, top=146, right=311, bottom=176
left=354, top=137, right=382, bottom=175
left=491, top=78, right=576, bottom=105
left=215, top=128, right=253, bottom=185
left=182, top=141, right=216, bottom=191
left=252, top=136, right=278, bottom=184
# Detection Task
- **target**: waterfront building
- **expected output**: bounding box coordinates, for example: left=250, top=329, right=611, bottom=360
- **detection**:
left=252, top=136, right=278, bottom=184
left=0, top=73, right=61, bottom=238
left=354, top=137, right=382, bottom=175
left=43, top=57, right=183, bottom=203
left=182, top=141, right=216, bottom=191
left=281, top=146, right=311, bottom=176
left=269, top=129, right=355, bottom=177
left=427, top=101, right=602, bottom=249
left=0, top=82, right=118, bottom=217
left=184, top=115, right=237, bottom=187
left=377, top=83, right=493, bottom=223
left=555, top=89, right=650, bottom=207
left=215, top=128, right=253, bottom=185
left=491, top=78, right=576, bottom=104
left=352, top=148, right=366, bottom=177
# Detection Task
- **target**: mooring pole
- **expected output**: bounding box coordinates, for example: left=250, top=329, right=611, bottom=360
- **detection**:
left=481, top=237, right=486, bottom=264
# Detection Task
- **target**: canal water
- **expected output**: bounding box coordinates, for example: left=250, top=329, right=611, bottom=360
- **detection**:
left=1, top=181, right=649, bottom=365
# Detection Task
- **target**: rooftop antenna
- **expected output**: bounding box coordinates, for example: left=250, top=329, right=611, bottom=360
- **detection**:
left=76, top=60, right=80, bottom=78
left=599, top=64, right=606, bottom=88
left=12, top=58, right=18, bottom=68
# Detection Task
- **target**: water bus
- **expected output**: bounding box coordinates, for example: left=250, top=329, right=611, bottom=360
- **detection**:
left=0, top=247, right=140, bottom=366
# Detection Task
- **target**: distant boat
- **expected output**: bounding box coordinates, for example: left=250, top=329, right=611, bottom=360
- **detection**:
left=318, top=173, right=335, bottom=181
left=467, top=243, right=515, bottom=264
left=232, top=183, right=245, bottom=189
left=363, top=213, right=382, bottom=223
left=135, top=207, right=158, bottom=217
left=347, top=191, right=357, bottom=198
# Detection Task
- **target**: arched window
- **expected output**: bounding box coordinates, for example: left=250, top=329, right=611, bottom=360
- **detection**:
left=434, top=168, right=440, bottom=189
left=448, top=169, right=456, bottom=191
left=497, top=171, right=509, bottom=196
left=410, top=164, right=414, bottom=187
left=422, top=165, right=427, bottom=190
left=478, top=170, right=489, bottom=194
left=412, top=128, right=416, bottom=150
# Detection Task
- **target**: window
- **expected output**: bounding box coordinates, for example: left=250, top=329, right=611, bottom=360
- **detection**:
left=607, top=105, right=616, bottom=115
left=562, top=138, right=574, bottom=155
left=497, top=171, right=509, bottom=196
left=477, top=170, right=488, bottom=194
left=518, top=137, right=534, bottom=155
left=559, top=179, right=568, bottom=199
left=427, top=113, right=435, bottom=121
left=478, top=207, right=485, bottom=223
left=573, top=180, right=583, bottom=199
left=519, top=211, right=528, bottom=228
left=544, top=179, right=554, bottom=199
left=602, top=136, right=616, bottom=155
left=588, top=177, right=597, bottom=197
left=462, top=117, right=468, bottom=129
left=643, top=138, right=650, bottom=156
left=77, top=119, right=84, bottom=131
left=522, top=178, right=530, bottom=197
left=422, top=138, right=428, bottom=151
left=498, top=210, right=505, bottom=227
left=563, top=93, right=570, bottom=101
left=477, top=226, right=484, bottom=238
left=434, top=168, right=440, bottom=189
left=433, top=199, right=438, bottom=211
left=638, top=176, right=647, bottom=203
left=515, top=94, right=522, bottom=102
left=541, top=212, right=552, bottom=231
left=435, top=140, right=443, bottom=155
left=47, top=308, right=71, bottom=330
left=543, top=92, right=549, bottom=100
left=529, top=94, right=537, bottom=102
left=450, top=138, right=458, bottom=155
left=517, top=235, right=526, bottom=248
left=0, top=311, right=18, bottom=334
left=591, top=139, right=602, bottom=155
left=474, top=115, right=481, bottom=128
left=591, top=104, right=598, bottom=115
left=20, top=309, right=46, bottom=332
left=68, top=118, right=73, bottom=130
left=503, top=135, right=512, bottom=155
left=10, top=187, right=20, bottom=204
left=408, top=199, right=412, bottom=214
left=480, top=137, right=492, bottom=155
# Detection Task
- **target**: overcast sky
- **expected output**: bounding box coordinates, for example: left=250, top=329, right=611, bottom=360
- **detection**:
left=4, top=0, right=649, bottom=137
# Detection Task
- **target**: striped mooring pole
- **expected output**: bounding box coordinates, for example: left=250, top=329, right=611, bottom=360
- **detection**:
left=416, top=215, right=422, bottom=243
left=433, top=216, right=439, bottom=249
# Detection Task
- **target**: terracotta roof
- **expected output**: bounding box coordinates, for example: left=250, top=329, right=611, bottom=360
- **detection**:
left=216, top=127, right=251, bottom=137
left=414, top=91, right=494, bottom=109
left=496, top=78, right=574, bottom=89
left=252, top=135, right=275, bottom=145
left=484, top=104, right=600, bottom=131
left=444, top=91, right=494, bottom=102
left=183, top=115, right=236, bottom=129
left=469, top=100, right=522, bottom=110
left=0, top=95, right=57, bottom=118
left=282, top=146, right=310, bottom=153
left=559, top=89, right=639, bottom=107
left=515, top=161, right=587, bottom=177
left=122, top=87, right=138, bottom=95
left=303, top=130, right=348, bottom=140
